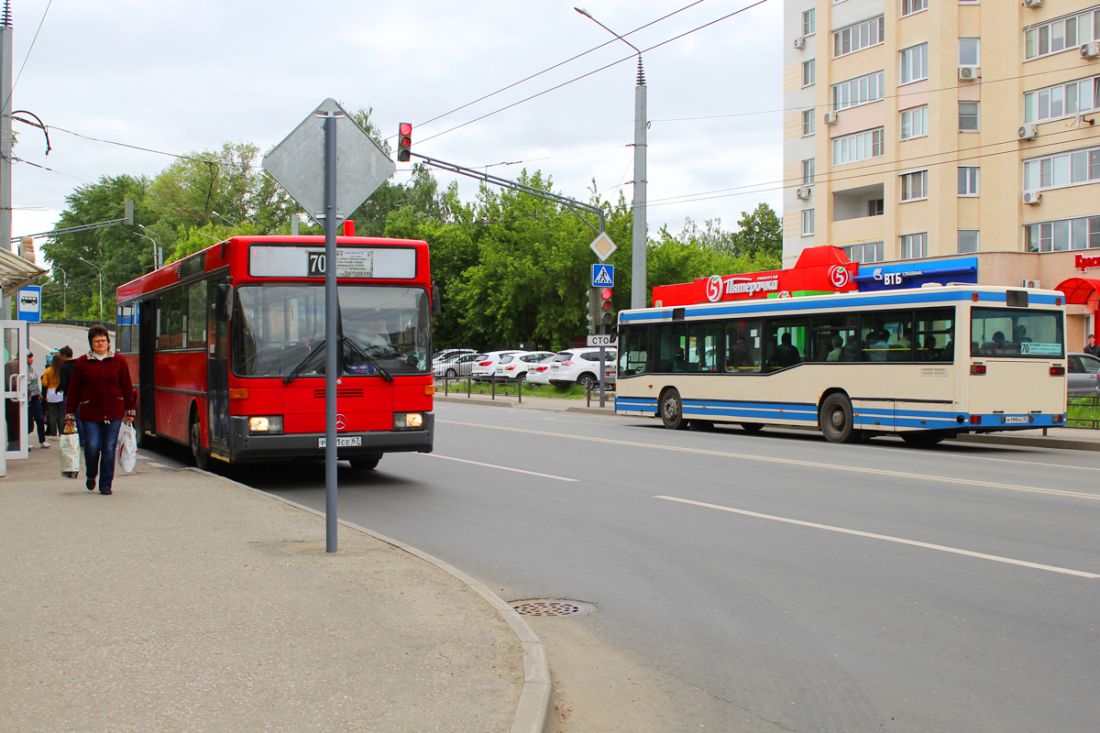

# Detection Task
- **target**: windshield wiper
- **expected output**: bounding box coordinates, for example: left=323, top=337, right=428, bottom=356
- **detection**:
left=284, top=340, right=327, bottom=384
left=343, top=336, right=393, bottom=382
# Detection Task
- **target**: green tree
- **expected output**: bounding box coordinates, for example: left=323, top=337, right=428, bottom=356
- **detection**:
left=733, top=202, right=782, bottom=263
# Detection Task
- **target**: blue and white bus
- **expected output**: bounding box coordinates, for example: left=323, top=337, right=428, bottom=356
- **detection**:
left=614, top=284, right=1068, bottom=446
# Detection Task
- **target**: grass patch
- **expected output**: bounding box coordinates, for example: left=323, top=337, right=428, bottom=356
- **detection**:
left=434, top=378, right=607, bottom=400
left=1067, top=396, right=1100, bottom=429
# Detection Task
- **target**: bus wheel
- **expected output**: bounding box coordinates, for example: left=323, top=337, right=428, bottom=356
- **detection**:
left=659, top=389, right=686, bottom=430
left=349, top=454, right=382, bottom=471
left=901, top=432, right=944, bottom=447
left=740, top=423, right=764, bottom=434
left=189, top=412, right=209, bottom=470
left=819, top=393, right=855, bottom=443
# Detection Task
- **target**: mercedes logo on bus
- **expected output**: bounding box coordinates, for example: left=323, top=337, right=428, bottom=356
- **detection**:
left=335, top=414, right=347, bottom=431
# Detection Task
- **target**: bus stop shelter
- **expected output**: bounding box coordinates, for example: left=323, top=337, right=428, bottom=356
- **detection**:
left=2, top=246, right=47, bottom=475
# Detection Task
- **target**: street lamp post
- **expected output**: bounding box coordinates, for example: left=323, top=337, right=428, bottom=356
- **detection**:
left=575, top=7, right=647, bottom=310
left=137, top=224, right=161, bottom=269
left=77, top=256, right=103, bottom=322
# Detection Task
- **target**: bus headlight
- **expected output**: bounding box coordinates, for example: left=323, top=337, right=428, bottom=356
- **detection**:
left=394, top=412, right=424, bottom=430
left=248, top=416, right=284, bottom=434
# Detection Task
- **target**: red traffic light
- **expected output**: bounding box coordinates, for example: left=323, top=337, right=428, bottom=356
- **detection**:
left=397, top=122, right=413, bottom=162
left=600, top=287, right=613, bottom=310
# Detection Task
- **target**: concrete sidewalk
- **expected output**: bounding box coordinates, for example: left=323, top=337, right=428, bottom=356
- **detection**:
left=437, top=392, right=1100, bottom=451
left=1, top=443, right=549, bottom=733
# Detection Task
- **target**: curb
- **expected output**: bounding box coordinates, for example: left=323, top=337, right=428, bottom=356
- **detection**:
left=187, top=468, right=552, bottom=733
left=952, top=433, right=1100, bottom=452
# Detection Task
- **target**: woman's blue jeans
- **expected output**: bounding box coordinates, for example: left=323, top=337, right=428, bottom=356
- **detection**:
left=81, top=419, right=122, bottom=491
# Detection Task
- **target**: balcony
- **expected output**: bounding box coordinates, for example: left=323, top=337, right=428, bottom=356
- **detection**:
left=833, top=183, right=885, bottom=222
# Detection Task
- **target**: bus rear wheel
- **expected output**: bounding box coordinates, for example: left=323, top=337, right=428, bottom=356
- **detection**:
left=189, top=412, right=209, bottom=470
left=660, top=389, right=686, bottom=430
left=819, top=393, right=855, bottom=444
left=349, top=454, right=382, bottom=471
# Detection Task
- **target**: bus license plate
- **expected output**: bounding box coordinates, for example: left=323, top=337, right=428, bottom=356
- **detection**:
left=1003, top=416, right=1029, bottom=424
left=318, top=436, right=363, bottom=448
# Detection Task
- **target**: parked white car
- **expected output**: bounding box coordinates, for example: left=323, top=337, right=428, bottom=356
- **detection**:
left=525, top=355, right=557, bottom=386
left=433, top=352, right=483, bottom=379
left=470, top=350, right=522, bottom=381
left=432, top=348, right=476, bottom=364
left=494, top=351, right=557, bottom=381
left=547, top=348, right=617, bottom=389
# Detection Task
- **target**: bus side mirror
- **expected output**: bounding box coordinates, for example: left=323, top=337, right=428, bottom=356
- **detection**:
left=215, top=284, right=233, bottom=321
left=431, top=283, right=442, bottom=316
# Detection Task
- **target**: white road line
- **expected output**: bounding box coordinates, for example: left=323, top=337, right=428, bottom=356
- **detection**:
left=656, top=495, right=1100, bottom=580
left=425, top=453, right=577, bottom=482
left=440, top=419, right=1100, bottom=503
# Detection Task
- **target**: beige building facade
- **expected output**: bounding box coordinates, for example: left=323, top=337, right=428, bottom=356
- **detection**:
left=782, top=0, right=1100, bottom=349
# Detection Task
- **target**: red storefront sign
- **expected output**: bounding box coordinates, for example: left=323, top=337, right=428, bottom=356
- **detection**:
left=1075, top=253, right=1100, bottom=271
left=651, top=246, right=858, bottom=307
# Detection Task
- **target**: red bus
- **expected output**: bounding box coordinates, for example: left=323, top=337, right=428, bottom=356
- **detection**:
left=114, top=231, right=435, bottom=471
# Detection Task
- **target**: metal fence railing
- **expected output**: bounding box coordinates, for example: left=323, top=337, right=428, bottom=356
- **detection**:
left=1067, top=394, right=1100, bottom=430
left=433, top=374, right=614, bottom=408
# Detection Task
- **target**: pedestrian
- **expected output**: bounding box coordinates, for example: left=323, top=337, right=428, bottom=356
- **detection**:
left=64, top=325, right=135, bottom=495
left=1086, top=334, right=1099, bottom=357
left=41, top=351, right=66, bottom=437
left=26, top=352, right=48, bottom=449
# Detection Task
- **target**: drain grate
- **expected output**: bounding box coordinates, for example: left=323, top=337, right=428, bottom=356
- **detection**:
left=509, top=598, right=596, bottom=617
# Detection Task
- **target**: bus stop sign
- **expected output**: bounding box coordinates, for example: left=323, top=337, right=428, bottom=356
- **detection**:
left=262, top=98, right=395, bottom=225
left=17, top=286, right=41, bottom=323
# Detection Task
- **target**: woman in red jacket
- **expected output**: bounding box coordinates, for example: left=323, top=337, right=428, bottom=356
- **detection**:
left=64, top=324, right=136, bottom=495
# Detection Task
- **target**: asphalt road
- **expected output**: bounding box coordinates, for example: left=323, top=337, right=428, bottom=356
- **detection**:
left=29, top=325, right=1100, bottom=731
left=236, top=400, right=1100, bottom=733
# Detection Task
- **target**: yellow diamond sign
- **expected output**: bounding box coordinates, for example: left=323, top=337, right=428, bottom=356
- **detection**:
left=589, top=232, right=617, bottom=262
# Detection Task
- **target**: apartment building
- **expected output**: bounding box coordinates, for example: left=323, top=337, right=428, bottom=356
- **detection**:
left=782, top=0, right=1100, bottom=346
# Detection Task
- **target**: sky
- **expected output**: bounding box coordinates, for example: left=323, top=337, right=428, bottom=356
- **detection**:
left=5, top=0, right=783, bottom=264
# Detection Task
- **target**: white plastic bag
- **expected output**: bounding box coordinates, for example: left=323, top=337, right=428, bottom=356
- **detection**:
left=117, top=423, right=138, bottom=473
left=59, top=433, right=81, bottom=475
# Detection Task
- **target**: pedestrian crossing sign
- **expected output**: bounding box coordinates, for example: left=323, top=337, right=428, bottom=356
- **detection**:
left=591, top=264, right=614, bottom=288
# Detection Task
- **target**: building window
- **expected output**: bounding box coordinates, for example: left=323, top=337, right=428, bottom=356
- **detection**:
left=802, top=8, right=816, bottom=36
left=902, top=0, right=927, bottom=16
left=958, top=166, right=980, bottom=196
left=802, top=59, right=816, bottom=87
left=959, top=38, right=980, bottom=66
left=900, top=43, right=928, bottom=85
left=901, top=232, right=928, bottom=259
left=802, top=209, right=815, bottom=236
left=844, top=241, right=885, bottom=263
left=832, top=127, right=885, bottom=166
left=1025, top=9, right=1100, bottom=61
left=1024, top=145, right=1100, bottom=191
left=900, top=106, right=928, bottom=140
left=959, top=101, right=980, bottom=131
left=1024, top=75, right=1100, bottom=123
left=900, top=170, right=928, bottom=202
left=801, top=158, right=815, bottom=185
left=868, top=199, right=885, bottom=216
left=1025, top=215, right=1100, bottom=252
left=832, top=70, right=885, bottom=111
left=958, top=230, right=980, bottom=254
left=801, top=109, right=815, bottom=136
left=833, top=15, right=884, bottom=57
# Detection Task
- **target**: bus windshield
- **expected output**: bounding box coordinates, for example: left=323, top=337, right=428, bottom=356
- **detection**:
left=232, top=284, right=430, bottom=377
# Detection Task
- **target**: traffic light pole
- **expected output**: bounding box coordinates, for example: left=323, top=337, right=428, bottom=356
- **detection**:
left=409, top=153, right=606, bottom=235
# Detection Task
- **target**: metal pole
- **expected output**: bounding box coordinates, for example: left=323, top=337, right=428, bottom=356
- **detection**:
left=0, top=1, right=10, bottom=477
left=632, top=57, right=647, bottom=310
left=323, top=113, right=339, bottom=553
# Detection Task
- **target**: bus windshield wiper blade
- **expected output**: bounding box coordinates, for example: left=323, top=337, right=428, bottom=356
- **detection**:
left=283, top=340, right=327, bottom=384
left=343, top=336, right=393, bottom=382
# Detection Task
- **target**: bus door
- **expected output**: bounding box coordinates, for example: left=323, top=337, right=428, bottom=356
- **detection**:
left=207, top=278, right=231, bottom=457
left=138, top=299, right=157, bottom=438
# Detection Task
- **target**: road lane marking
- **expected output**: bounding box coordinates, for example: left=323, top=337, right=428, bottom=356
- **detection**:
left=425, top=453, right=577, bottom=482
left=439, top=419, right=1100, bottom=503
left=656, top=495, right=1100, bottom=580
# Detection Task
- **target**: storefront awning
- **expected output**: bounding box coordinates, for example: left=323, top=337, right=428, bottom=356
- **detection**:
left=1056, top=277, right=1100, bottom=305
left=854, top=257, right=978, bottom=291
left=0, top=247, right=46, bottom=296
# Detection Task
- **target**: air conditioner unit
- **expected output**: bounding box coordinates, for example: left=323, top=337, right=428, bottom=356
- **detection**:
left=1023, top=0, right=1043, bottom=7
left=795, top=186, right=812, bottom=200
left=1021, top=278, right=1041, bottom=288
left=824, top=111, right=838, bottom=125
left=1022, top=191, right=1042, bottom=205
left=958, top=65, right=980, bottom=81
left=793, top=36, right=806, bottom=50
left=1018, top=123, right=1039, bottom=141
left=1081, top=41, right=1100, bottom=59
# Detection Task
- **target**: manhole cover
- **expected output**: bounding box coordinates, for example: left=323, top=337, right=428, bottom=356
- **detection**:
left=508, top=599, right=596, bottom=617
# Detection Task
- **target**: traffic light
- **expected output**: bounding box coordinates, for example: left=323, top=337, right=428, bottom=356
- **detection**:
left=397, top=122, right=413, bottom=162
left=600, top=286, right=614, bottom=328
left=587, top=287, right=600, bottom=335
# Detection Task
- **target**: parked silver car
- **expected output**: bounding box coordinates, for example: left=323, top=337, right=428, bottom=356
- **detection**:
left=1068, top=352, right=1100, bottom=396
left=433, top=352, right=483, bottom=379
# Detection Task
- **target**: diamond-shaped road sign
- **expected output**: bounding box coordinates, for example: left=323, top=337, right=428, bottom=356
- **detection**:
left=262, top=98, right=395, bottom=225
left=589, top=231, right=617, bottom=262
